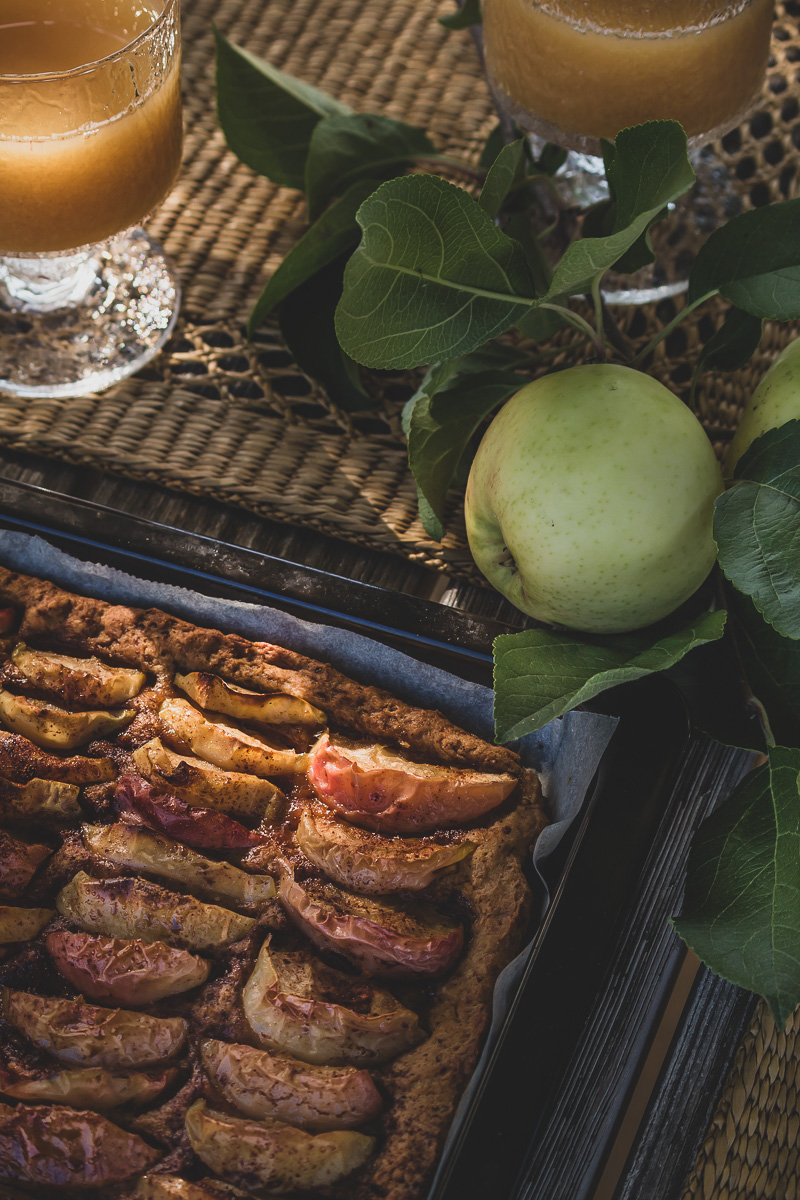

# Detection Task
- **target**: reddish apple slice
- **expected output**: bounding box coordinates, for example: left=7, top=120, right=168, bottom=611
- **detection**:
left=0, top=1064, right=175, bottom=1109
left=0, top=1101, right=160, bottom=1186
left=159, top=698, right=308, bottom=777
left=2, top=989, right=187, bottom=1068
left=279, top=876, right=463, bottom=979
left=295, top=805, right=474, bottom=893
left=0, top=607, right=15, bottom=634
left=201, top=1038, right=382, bottom=1131
left=185, top=1099, right=374, bottom=1192
left=115, top=773, right=267, bottom=851
left=243, top=940, right=423, bottom=1066
left=11, top=643, right=146, bottom=707
left=175, top=672, right=325, bottom=727
left=306, top=732, right=517, bottom=833
left=0, top=829, right=51, bottom=899
left=46, top=931, right=210, bottom=1006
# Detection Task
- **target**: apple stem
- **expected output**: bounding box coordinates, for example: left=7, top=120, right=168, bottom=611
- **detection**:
left=630, top=290, right=718, bottom=370
left=539, top=303, right=603, bottom=356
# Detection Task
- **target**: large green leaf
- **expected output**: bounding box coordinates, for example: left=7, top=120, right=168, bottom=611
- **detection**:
left=493, top=610, right=726, bottom=742
left=408, top=369, right=526, bottom=539
left=214, top=30, right=350, bottom=190
left=714, top=422, right=800, bottom=638
left=335, top=175, right=535, bottom=369
left=695, top=308, right=763, bottom=376
left=545, top=121, right=695, bottom=298
left=674, top=747, right=800, bottom=1028
left=305, top=113, right=436, bottom=219
left=688, top=199, right=800, bottom=319
left=248, top=180, right=378, bottom=336
left=478, top=140, right=526, bottom=217
left=280, top=255, right=374, bottom=411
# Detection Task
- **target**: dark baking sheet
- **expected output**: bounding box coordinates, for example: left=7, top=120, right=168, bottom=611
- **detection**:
left=0, top=479, right=742, bottom=1200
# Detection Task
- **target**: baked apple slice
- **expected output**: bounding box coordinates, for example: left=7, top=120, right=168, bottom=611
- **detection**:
left=115, top=774, right=267, bottom=851
left=185, top=1099, right=374, bottom=1192
left=46, top=931, right=211, bottom=1006
left=0, top=830, right=51, bottom=899
left=307, top=732, right=517, bottom=833
left=0, top=1065, right=175, bottom=1108
left=175, top=672, right=325, bottom=727
left=132, top=1178, right=250, bottom=1199
left=0, top=905, right=53, bottom=944
left=201, top=1038, right=382, bottom=1131
left=11, top=643, right=146, bottom=707
left=56, top=872, right=255, bottom=953
left=132, top=738, right=284, bottom=822
left=295, top=805, right=474, bottom=894
left=159, top=698, right=308, bottom=777
left=0, top=690, right=135, bottom=751
left=243, top=940, right=423, bottom=1066
left=0, top=776, right=81, bottom=823
left=2, top=989, right=187, bottom=1068
left=82, top=823, right=275, bottom=911
left=279, top=876, right=464, bottom=979
left=0, top=730, right=117, bottom=784
left=0, top=1102, right=160, bottom=1186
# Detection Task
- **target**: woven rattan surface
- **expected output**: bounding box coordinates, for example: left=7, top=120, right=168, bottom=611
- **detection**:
left=0, top=0, right=798, bottom=579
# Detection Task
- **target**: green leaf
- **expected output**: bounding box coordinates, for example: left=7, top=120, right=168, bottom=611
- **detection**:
left=674, top=747, right=800, bottom=1028
left=665, top=632, right=766, bottom=752
left=688, top=199, right=800, bottom=319
left=305, top=113, right=436, bottom=220
left=695, top=307, right=764, bottom=375
left=479, top=140, right=526, bottom=217
left=439, top=0, right=482, bottom=29
left=545, top=121, right=695, bottom=298
left=731, top=590, right=800, bottom=748
left=214, top=29, right=351, bottom=190
left=280, top=255, right=375, bottom=411
left=493, top=610, right=726, bottom=742
left=714, top=422, right=800, bottom=638
left=248, top=180, right=379, bottom=337
left=479, top=123, right=506, bottom=170
left=515, top=305, right=567, bottom=341
left=335, top=174, right=535, bottom=369
left=409, top=369, right=526, bottom=539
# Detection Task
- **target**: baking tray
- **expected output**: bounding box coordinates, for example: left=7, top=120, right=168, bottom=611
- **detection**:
left=0, top=478, right=694, bottom=1200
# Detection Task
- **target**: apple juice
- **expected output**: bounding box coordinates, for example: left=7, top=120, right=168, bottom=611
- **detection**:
left=0, top=0, right=182, bottom=253
left=483, top=0, right=774, bottom=152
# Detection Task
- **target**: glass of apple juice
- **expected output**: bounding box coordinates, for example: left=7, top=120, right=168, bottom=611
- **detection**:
left=0, top=0, right=183, bottom=398
left=482, top=0, right=774, bottom=302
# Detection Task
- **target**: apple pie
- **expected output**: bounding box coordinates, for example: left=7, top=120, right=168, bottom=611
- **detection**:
left=0, top=564, right=547, bottom=1199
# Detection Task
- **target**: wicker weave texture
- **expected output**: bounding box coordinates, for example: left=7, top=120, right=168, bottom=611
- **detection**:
left=0, top=0, right=799, bottom=580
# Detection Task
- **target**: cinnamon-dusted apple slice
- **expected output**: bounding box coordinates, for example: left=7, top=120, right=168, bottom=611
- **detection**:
left=56, top=872, right=255, bottom=953
left=82, top=823, right=275, bottom=911
left=116, top=773, right=267, bottom=851
left=295, top=805, right=475, bottom=894
left=0, top=689, right=134, bottom=751
left=160, top=698, right=308, bottom=777
left=0, top=1064, right=175, bottom=1109
left=0, top=1102, right=160, bottom=1186
left=243, top=940, right=423, bottom=1066
left=2, top=989, right=187, bottom=1068
left=185, top=1099, right=374, bottom=1193
left=0, top=729, right=116, bottom=784
left=280, top=876, right=464, bottom=979
left=0, top=905, right=53, bottom=944
left=11, top=643, right=146, bottom=707
left=133, top=738, right=284, bottom=822
left=0, top=829, right=51, bottom=899
left=0, top=776, right=81, bottom=823
left=133, top=1178, right=251, bottom=1199
left=175, top=672, right=325, bottom=728
left=46, top=931, right=211, bottom=1006
left=201, top=1038, right=382, bottom=1132
left=307, top=732, right=517, bottom=833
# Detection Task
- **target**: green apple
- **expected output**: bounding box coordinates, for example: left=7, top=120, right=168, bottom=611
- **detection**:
left=464, top=364, right=723, bottom=634
left=726, top=336, right=800, bottom=475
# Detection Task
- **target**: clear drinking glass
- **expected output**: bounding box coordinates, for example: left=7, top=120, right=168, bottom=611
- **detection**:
left=482, top=0, right=774, bottom=301
left=0, top=0, right=183, bottom=398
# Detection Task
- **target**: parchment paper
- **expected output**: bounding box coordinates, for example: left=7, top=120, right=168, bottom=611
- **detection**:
left=0, top=529, right=617, bottom=1175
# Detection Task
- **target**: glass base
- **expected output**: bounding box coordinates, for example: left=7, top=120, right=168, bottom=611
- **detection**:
left=529, top=137, right=743, bottom=306
left=0, top=228, right=180, bottom=399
